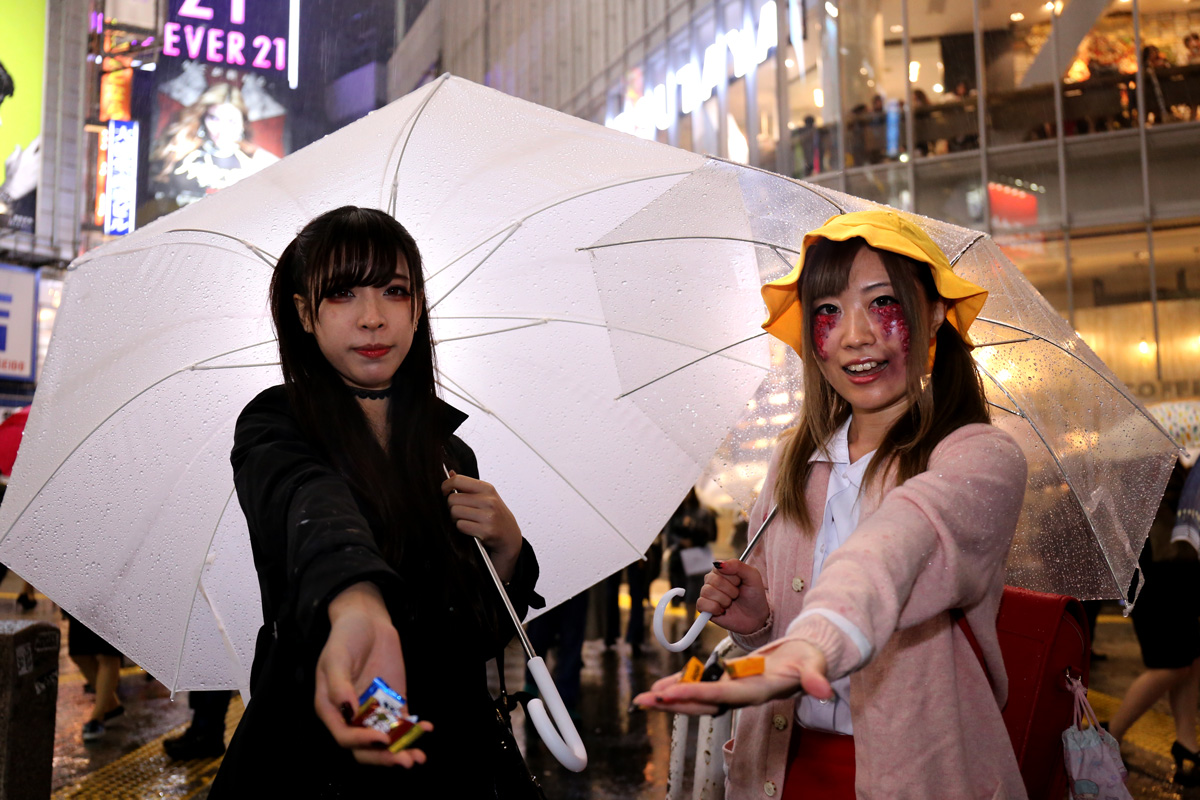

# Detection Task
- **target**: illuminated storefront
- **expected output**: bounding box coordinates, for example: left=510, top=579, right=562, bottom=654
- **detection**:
left=406, top=0, right=1199, bottom=413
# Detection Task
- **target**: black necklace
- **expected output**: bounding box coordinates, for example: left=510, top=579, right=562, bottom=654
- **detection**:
left=350, top=385, right=393, bottom=400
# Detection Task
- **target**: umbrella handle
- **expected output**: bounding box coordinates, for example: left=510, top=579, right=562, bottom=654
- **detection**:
left=653, top=589, right=712, bottom=651
left=525, top=656, right=588, bottom=772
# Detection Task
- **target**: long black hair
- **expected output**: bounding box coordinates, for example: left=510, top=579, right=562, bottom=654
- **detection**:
left=269, top=206, right=492, bottom=621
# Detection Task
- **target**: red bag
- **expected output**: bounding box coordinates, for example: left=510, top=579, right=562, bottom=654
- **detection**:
left=956, top=586, right=1092, bottom=800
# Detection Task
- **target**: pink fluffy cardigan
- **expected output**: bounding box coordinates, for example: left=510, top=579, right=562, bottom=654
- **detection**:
left=724, top=423, right=1029, bottom=799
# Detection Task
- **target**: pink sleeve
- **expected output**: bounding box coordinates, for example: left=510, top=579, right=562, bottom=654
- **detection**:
left=780, top=424, right=1027, bottom=678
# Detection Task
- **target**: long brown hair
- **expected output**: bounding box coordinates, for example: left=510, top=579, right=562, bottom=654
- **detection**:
left=772, top=236, right=991, bottom=533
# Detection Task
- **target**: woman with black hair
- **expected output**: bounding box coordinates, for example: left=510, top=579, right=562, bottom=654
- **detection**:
left=210, top=206, right=543, bottom=796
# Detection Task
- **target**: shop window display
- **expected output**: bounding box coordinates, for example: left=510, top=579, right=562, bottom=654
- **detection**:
left=786, top=0, right=837, bottom=177
left=982, top=2, right=1060, bottom=146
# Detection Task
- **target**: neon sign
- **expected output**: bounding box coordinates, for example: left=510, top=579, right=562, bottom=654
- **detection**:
left=609, top=0, right=779, bottom=139
left=162, top=0, right=296, bottom=83
left=104, top=120, right=139, bottom=237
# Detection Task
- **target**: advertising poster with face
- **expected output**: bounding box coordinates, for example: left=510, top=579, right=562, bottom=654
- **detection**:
left=0, top=0, right=47, bottom=234
left=147, top=0, right=294, bottom=216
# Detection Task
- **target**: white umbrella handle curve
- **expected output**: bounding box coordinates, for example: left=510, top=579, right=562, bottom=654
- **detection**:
left=525, top=656, right=588, bottom=772
left=653, top=589, right=712, bottom=651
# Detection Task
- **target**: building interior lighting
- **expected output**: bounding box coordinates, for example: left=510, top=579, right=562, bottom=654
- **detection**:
left=890, top=24, right=903, bottom=33
left=813, top=88, right=824, bottom=107
left=909, top=61, right=920, bottom=82
left=825, top=1, right=838, bottom=17
left=1010, top=12, right=1025, bottom=21
left=932, top=82, right=944, bottom=93
left=1138, top=340, right=1152, bottom=355
left=1043, top=1, right=1054, bottom=10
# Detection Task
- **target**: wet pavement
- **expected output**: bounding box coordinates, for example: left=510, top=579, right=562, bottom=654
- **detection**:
left=4, top=569, right=1200, bottom=799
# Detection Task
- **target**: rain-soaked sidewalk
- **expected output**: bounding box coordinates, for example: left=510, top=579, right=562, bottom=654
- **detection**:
left=4, top=570, right=1200, bottom=799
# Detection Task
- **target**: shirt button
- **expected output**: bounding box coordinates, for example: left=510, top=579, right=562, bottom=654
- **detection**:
left=772, top=714, right=788, bottom=730
left=764, top=781, right=777, bottom=796
left=819, top=697, right=830, bottom=705
left=791, top=577, right=805, bottom=592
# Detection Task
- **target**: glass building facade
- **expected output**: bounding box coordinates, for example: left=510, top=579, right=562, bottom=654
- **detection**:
left=409, top=0, right=1200, bottom=405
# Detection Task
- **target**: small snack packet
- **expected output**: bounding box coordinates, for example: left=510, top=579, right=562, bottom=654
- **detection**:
left=350, top=677, right=425, bottom=753
left=680, top=656, right=706, bottom=683
left=724, top=656, right=766, bottom=679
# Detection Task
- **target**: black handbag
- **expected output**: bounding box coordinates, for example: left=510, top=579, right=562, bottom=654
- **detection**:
left=491, top=648, right=549, bottom=800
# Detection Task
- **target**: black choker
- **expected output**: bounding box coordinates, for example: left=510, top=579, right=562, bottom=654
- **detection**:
left=350, top=385, right=393, bottom=400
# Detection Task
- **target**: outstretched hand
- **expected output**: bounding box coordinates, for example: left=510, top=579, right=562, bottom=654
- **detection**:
left=314, top=583, right=434, bottom=767
left=632, top=639, right=832, bottom=717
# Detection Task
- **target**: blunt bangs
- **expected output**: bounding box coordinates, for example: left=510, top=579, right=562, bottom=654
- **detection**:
left=295, top=208, right=422, bottom=312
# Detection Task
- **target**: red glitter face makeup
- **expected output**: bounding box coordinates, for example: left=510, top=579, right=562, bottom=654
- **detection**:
left=813, top=311, right=838, bottom=360
left=870, top=303, right=910, bottom=355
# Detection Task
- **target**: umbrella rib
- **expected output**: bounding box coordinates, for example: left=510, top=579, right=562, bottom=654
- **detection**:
left=987, top=401, right=1022, bottom=416
left=974, top=337, right=1036, bottom=348
left=428, top=225, right=520, bottom=312
left=974, top=316, right=1180, bottom=447
left=436, top=374, right=646, bottom=561
left=0, top=343, right=278, bottom=544
left=615, top=332, right=768, bottom=401
left=170, top=485, right=241, bottom=695
left=433, top=314, right=768, bottom=371
left=947, top=232, right=989, bottom=268
left=424, top=169, right=698, bottom=286
left=975, top=361, right=1128, bottom=601
left=167, top=228, right=279, bottom=267
left=386, top=74, right=451, bottom=217
left=580, top=235, right=803, bottom=255
left=705, top=156, right=847, bottom=215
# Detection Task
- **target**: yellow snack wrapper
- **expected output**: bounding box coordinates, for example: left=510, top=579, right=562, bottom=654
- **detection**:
left=724, top=656, right=766, bottom=679
left=681, top=656, right=706, bottom=683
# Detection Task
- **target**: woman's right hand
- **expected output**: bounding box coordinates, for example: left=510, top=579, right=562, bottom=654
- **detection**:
left=697, top=560, right=769, bottom=634
left=314, top=582, right=434, bottom=767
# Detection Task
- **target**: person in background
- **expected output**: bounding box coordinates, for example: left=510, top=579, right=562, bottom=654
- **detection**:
left=665, top=487, right=717, bottom=626
left=1106, top=456, right=1199, bottom=786
left=163, top=690, right=233, bottom=760
left=65, top=613, right=124, bottom=742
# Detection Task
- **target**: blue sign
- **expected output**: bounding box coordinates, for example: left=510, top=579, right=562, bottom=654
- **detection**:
left=105, top=120, right=139, bottom=237
left=0, top=264, right=38, bottom=382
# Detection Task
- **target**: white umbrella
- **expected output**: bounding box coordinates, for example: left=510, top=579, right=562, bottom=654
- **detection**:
left=0, top=76, right=773, bottom=771
left=572, top=160, right=1177, bottom=648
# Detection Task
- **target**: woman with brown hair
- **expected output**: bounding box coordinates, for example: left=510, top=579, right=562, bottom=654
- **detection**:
left=636, top=210, right=1028, bottom=798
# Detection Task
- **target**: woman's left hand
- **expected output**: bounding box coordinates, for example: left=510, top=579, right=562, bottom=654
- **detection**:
left=631, top=639, right=833, bottom=716
left=442, top=471, right=523, bottom=580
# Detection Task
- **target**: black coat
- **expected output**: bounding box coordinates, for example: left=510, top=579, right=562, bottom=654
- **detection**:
left=210, top=385, right=543, bottom=798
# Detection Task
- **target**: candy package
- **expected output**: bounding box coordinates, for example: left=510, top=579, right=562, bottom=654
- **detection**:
left=350, top=678, right=425, bottom=753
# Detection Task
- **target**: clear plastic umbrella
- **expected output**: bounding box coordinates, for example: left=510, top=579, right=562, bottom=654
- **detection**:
left=0, top=76, right=778, bottom=772
left=577, top=160, right=1178, bottom=650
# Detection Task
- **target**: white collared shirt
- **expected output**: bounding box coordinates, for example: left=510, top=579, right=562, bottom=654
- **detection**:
left=796, top=417, right=874, bottom=735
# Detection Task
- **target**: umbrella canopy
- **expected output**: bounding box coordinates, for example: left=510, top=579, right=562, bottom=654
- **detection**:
left=0, top=76, right=769, bottom=693
left=586, top=159, right=1178, bottom=608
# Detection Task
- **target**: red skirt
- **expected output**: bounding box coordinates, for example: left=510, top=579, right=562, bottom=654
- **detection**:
left=782, top=726, right=856, bottom=799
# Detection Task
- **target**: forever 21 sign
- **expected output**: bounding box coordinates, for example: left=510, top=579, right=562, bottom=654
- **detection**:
left=162, top=0, right=287, bottom=73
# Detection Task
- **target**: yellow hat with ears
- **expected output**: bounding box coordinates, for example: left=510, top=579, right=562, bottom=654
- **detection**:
left=760, top=209, right=989, bottom=365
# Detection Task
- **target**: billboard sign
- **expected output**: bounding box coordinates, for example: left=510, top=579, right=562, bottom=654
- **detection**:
left=0, top=264, right=37, bottom=382
left=0, top=0, right=47, bottom=234
left=147, top=0, right=293, bottom=213
left=105, top=120, right=139, bottom=236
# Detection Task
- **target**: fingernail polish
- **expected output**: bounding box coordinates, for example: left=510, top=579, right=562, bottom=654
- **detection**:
left=712, top=560, right=723, bottom=570
left=627, top=702, right=643, bottom=714
left=340, top=702, right=354, bottom=723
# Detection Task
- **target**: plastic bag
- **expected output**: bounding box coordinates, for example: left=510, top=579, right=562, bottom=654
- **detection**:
left=1061, top=675, right=1132, bottom=800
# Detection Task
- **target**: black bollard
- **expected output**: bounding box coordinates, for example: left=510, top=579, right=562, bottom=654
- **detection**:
left=0, top=620, right=60, bottom=800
